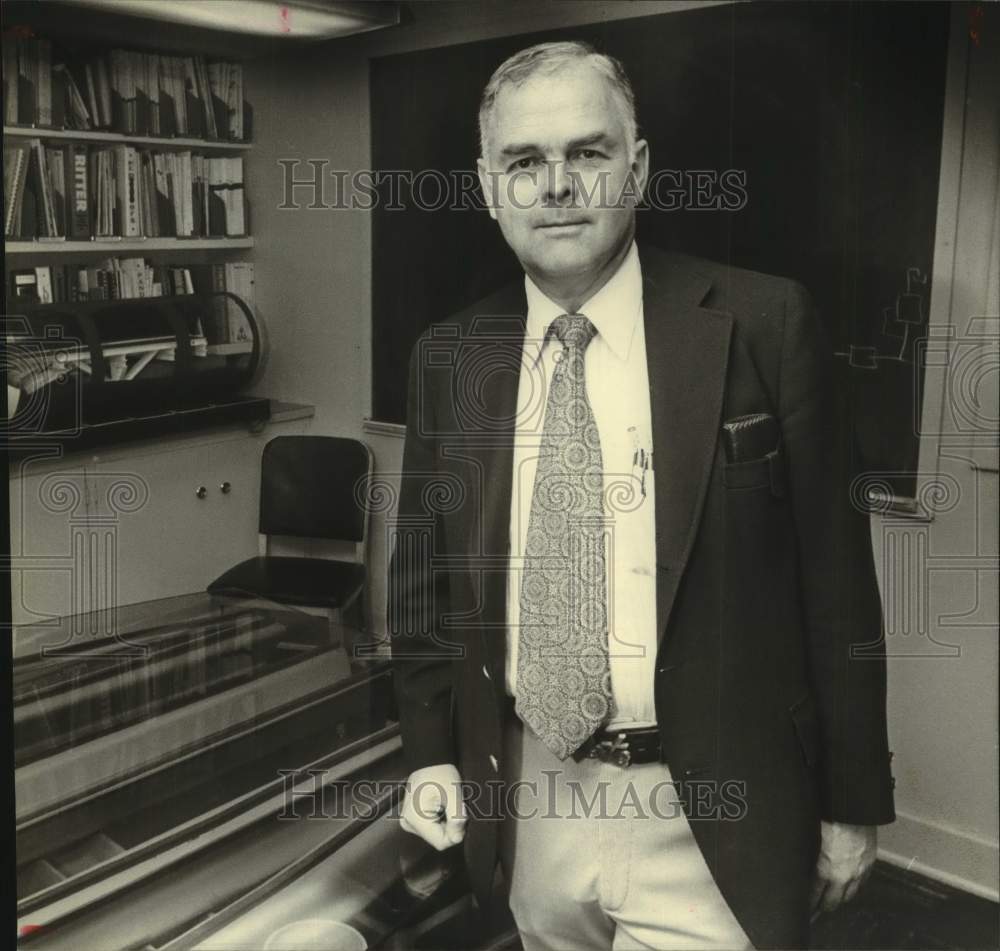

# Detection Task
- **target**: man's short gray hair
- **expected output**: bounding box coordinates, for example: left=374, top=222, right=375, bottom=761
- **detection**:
left=478, top=40, right=638, bottom=159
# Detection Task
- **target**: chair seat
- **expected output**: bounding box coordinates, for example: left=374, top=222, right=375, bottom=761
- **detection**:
left=208, top=556, right=365, bottom=609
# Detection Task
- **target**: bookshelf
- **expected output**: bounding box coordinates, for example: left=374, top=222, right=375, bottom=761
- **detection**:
left=4, top=124, right=253, bottom=150
left=4, top=22, right=263, bottom=449
left=6, top=237, right=254, bottom=255
left=3, top=19, right=255, bottom=271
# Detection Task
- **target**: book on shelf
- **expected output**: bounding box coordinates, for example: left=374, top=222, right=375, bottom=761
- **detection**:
left=37, top=35, right=51, bottom=127
left=2, top=30, right=252, bottom=140
left=54, top=63, right=91, bottom=131
left=7, top=35, right=66, bottom=128
left=117, top=144, right=141, bottom=237
left=18, top=138, right=61, bottom=237
left=10, top=268, right=40, bottom=304
left=135, top=51, right=150, bottom=138
left=67, top=142, right=90, bottom=238
left=35, top=266, right=53, bottom=304
left=207, top=156, right=245, bottom=237
left=48, top=145, right=66, bottom=237
left=52, top=262, right=67, bottom=302
left=93, top=55, right=113, bottom=129
left=186, top=261, right=255, bottom=346
left=5, top=138, right=248, bottom=239
left=3, top=140, right=31, bottom=236
left=207, top=60, right=245, bottom=141
left=16, top=34, right=37, bottom=125
left=225, top=261, right=254, bottom=344
left=8, top=266, right=53, bottom=305
left=3, top=32, right=17, bottom=125
left=6, top=257, right=255, bottom=311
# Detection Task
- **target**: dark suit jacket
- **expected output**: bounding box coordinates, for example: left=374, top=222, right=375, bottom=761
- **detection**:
left=388, top=245, right=895, bottom=949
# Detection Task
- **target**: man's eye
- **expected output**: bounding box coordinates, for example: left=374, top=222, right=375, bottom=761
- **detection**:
left=511, top=157, right=540, bottom=171
left=573, top=149, right=601, bottom=161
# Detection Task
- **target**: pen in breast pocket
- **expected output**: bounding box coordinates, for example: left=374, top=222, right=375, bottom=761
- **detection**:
left=630, top=428, right=651, bottom=499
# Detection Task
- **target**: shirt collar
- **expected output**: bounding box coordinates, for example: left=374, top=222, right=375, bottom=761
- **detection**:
left=523, top=241, right=642, bottom=366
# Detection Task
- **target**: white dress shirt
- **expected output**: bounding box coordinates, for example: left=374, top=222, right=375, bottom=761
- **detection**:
left=506, top=242, right=657, bottom=728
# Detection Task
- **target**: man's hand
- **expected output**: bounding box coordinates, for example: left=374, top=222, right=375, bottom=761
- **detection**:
left=399, top=764, right=467, bottom=851
left=811, top=821, right=877, bottom=916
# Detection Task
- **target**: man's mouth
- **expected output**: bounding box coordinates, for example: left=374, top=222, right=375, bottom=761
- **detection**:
left=536, top=219, right=589, bottom=229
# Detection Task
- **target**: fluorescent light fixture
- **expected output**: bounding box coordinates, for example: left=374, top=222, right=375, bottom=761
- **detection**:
left=56, top=0, right=400, bottom=39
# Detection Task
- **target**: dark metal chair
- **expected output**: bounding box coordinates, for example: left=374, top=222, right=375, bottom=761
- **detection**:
left=208, top=435, right=374, bottom=635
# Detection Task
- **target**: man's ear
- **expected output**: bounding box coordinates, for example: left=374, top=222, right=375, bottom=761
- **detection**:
left=630, top=138, right=650, bottom=199
left=477, top=157, right=499, bottom=221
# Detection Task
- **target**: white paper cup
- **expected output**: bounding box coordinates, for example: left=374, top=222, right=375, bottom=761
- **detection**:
left=263, top=918, right=367, bottom=951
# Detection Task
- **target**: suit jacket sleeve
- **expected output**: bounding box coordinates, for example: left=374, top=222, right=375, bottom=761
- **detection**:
left=388, top=332, right=457, bottom=775
left=779, top=281, right=895, bottom=825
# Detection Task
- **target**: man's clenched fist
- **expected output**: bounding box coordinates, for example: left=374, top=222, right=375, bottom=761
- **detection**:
left=811, top=821, right=877, bottom=916
left=399, top=764, right=467, bottom=851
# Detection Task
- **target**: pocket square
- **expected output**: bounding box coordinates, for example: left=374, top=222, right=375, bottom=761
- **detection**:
left=721, top=412, right=781, bottom=464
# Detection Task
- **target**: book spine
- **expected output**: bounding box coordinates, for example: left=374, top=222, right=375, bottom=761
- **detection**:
left=149, top=53, right=160, bottom=136
left=17, top=37, right=37, bottom=125
left=11, top=269, right=39, bottom=303
left=4, top=144, right=28, bottom=236
left=29, top=139, right=56, bottom=237
left=96, top=54, right=112, bottom=129
left=149, top=154, right=159, bottom=235
left=48, top=145, right=66, bottom=236
left=68, top=143, right=90, bottom=238
left=53, top=263, right=66, bottom=302
left=38, top=38, right=52, bottom=126
left=232, top=156, right=245, bottom=236
left=84, top=61, right=98, bottom=128
left=35, top=266, right=53, bottom=304
left=3, top=33, right=19, bottom=124
left=116, top=145, right=140, bottom=237
left=180, top=150, right=192, bottom=236
left=110, top=148, right=121, bottom=237
left=134, top=51, right=148, bottom=136
left=196, top=55, right=217, bottom=139
left=51, top=57, right=66, bottom=128
left=211, top=262, right=227, bottom=342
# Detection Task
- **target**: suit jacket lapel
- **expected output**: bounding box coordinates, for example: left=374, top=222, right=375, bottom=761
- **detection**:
left=640, top=249, right=733, bottom=648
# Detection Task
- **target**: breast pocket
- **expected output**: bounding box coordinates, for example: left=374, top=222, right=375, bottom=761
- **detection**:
left=723, top=447, right=787, bottom=498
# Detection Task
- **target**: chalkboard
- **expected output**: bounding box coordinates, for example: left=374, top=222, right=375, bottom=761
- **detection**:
left=371, top=1, right=950, bottom=502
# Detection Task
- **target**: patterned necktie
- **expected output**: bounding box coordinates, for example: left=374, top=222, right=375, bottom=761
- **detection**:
left=515, top=313, right=614, bottom=759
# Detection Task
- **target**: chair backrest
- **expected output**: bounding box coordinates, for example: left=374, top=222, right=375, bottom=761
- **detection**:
left=259, top=436, right=372, bottom=543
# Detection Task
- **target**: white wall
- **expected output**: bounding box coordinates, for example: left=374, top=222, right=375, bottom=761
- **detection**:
left=245, top=0, right=999, bottom=897
left=875, top=3, right=999, bottom=898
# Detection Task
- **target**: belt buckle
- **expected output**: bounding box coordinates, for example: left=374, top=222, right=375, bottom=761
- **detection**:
left=588, top=732, right=631, bottom=768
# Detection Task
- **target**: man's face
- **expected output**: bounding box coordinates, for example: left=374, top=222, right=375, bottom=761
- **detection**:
left=477, top=62, right=648, bottom=287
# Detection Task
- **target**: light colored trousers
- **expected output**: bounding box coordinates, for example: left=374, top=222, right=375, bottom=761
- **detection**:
left=498, top=714, right=754, bottom=951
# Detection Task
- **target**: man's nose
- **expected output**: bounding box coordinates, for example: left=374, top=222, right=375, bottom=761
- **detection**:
left=542, top=160, right=575, bottom=204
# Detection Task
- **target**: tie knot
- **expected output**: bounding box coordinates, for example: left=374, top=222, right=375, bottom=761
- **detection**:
left=551, top=314, right=597, bottom=351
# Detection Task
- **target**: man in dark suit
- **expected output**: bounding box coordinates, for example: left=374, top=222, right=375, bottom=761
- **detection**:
left=388, top=40, right=894, bottom=950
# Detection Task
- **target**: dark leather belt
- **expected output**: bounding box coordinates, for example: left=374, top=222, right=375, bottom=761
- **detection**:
left=503, top=695, right=660, bottom=768
left=573, top=725, right=662, bottom=767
